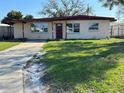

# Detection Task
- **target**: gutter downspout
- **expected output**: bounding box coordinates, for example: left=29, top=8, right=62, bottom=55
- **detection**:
left=9, top=22, right=14, bottom=39
left=10, top=25, right=12, bottom=39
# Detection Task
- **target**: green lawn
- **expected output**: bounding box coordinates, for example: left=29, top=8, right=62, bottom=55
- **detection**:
left=41, top=38, right=124, bottom=93
left=0, top=41, right=20, bottom=51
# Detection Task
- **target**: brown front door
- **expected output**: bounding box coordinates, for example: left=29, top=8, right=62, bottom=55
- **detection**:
left=56, top=23, right=63, bottom=39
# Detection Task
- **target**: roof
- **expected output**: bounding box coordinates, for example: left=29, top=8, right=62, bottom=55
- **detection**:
left=0, top=23, right=10, bottom=27
left=8, top=15, right=116, bottom=24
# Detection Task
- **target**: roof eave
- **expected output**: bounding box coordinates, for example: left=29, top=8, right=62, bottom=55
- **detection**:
left=7, top=15, right=117, bottom=23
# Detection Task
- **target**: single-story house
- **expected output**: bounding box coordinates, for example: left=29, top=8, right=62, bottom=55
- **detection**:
left=10, top=15, right=116, bottom=40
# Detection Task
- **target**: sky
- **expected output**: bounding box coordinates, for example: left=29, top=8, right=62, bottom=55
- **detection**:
left=0, top=0, right=117, bottom=20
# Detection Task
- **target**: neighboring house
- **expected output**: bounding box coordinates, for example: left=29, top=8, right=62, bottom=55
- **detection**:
left=0, top=23, right=14, bottom=39
left=11, top=15, right=116, bottom=40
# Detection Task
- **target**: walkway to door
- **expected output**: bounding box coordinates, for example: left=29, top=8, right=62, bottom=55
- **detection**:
left=0, top=41, right=45, bottom=93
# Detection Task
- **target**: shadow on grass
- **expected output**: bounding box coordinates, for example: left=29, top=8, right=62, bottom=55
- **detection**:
left=0, top=40, right=22, bottom=42
left=42, top=40, right=124, bottom=92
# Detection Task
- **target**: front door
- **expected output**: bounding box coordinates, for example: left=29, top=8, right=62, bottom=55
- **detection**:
left=56, top=23, right=63, bottom=39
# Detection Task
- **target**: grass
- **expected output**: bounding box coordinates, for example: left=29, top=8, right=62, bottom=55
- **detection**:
left=41, top=38, right=124, bottom=93
left=0, top=41, right=20, bottom=51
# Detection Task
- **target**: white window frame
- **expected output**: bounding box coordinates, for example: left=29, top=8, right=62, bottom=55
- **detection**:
left=66, top=23, right=80, bottom=33
left=89, top=23, right=99, bottom=31
left=31, top=22, right=48, bottom=33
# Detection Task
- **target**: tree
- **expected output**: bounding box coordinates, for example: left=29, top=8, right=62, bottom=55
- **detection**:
left=23, top=15, right=34, bottom=20
left=99, top=0, right=124, bottom=20
left=116, top=5, right=124, bottom=20
left=99, top=0, right=124, bottom=10
left=7, top=10, right=23, bottom=19
left=40, top=0, right=94, bottom=17
left=1, top=17, right=10, bottom=24
left=1, top=10, right=23, bottom=24
left=83, top=4, right=94, bottom=16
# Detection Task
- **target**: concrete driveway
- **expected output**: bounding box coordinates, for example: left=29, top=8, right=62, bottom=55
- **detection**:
left=0, top=42, right=45, bottom=93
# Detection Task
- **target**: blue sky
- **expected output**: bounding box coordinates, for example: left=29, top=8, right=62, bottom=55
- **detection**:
left=0, top=0, right=117, bottom=20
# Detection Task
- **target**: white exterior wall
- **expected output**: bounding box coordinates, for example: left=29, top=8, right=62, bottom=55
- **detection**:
left=14, top=20, right=110, bottom=39
left=65, top=20, right=110, bottom=39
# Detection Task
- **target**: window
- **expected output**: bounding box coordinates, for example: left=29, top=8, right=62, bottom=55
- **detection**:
left=31, top=23, right=48, bottom=33
left=67, top=23, right=80, bottom=33
left=89, top=23, right=99, bottom=30
left=66, top=24, right=73, bottom=32
left=74, top=24, right=80, bottom=32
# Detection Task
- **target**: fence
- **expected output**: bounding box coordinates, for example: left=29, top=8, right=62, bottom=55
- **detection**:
left=0, top=26, right=14, bottom=40
left=110, top=24, right=124, bottom=38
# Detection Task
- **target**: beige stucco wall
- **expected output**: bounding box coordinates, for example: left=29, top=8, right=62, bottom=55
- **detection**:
left=14, top=22, right=53, bottom=39
left=14, top=20, right=110, bottom=39
left=14, top=23, right=23, bottom=39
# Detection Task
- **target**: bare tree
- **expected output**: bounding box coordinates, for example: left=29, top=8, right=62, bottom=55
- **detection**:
left=40, top=0, right=94, bottom=17
left=83, top=4, right=94, bottom=16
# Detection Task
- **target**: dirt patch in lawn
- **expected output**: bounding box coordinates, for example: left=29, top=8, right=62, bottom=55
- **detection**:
left=23, top=52, right=50, bottom=93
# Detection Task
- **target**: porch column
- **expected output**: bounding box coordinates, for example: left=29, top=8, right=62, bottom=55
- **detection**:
left=22, top=21, right=26, bottom=40
left=9, top=22, right=14, bottom=39
left=52, top=22, right=54, bottom=39
left=65, top=21, right=67, bottom=39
